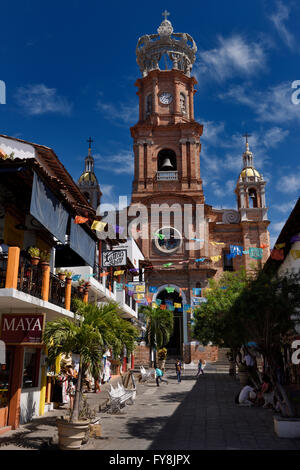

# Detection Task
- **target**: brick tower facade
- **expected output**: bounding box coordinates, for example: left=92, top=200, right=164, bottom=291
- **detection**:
left=129, top=14, right=270, bottom=361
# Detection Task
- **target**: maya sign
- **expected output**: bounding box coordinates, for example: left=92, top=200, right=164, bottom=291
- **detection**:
left=102, top=249, right=127, bottom=267
left=1, top=314, right=44, bottom=344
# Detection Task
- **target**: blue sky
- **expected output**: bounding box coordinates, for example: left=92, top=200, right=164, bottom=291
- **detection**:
left=0, top=0, right=300, bottom=247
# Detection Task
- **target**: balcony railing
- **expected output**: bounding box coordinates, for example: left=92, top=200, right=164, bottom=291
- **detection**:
left=1, top=247, right=75, bottom=312
left=156, top=171, right=178, bottom=181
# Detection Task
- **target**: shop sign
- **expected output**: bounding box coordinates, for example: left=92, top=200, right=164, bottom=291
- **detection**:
left=1, top=314, right=45, bottom=345
left=102, top=249, right=127, bottom=267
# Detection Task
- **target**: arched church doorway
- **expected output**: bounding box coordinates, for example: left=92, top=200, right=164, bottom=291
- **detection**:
left=156, top=287, right=183, bottom=358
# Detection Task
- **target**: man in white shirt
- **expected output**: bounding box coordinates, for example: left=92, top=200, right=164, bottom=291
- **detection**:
left=239, top=382, right=256, bottom=406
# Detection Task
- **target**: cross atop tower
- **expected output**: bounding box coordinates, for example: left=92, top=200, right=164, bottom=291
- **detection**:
left=162, top=9, right=170, bottom=21
left=87, top=137, right=94, bottom=156
left=243, top=132, right=251, bottom=148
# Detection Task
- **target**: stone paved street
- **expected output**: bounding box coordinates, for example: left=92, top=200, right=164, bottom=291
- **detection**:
left=1, top=371, right=300, bottom=450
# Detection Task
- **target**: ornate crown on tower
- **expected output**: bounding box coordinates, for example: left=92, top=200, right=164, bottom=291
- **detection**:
left=136, top=11, right=197, bottom=78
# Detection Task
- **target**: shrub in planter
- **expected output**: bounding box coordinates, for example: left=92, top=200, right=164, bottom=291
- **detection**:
left=28, top=246, right=40, bottom=265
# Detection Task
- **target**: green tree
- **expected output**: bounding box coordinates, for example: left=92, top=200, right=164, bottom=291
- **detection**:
left=44, top=300, right=139, bottom=422
left=141, top=306, right=174, bottom=364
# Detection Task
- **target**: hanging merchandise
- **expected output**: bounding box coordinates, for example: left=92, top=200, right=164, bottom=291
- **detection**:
left=229, top=245, right=243, bottom=256
left=249, top=247, right=263, bottom=260
left=135, top=284, right=146, bottom=293
left=270, top=249, right=284, bottom=260
left=165, top=287, right=175, bottom=293
left=275, top=243, right=285, bottom=249
left=210, top=255, right=221, bottom=262
left=291, top=250, right=300, bottom=260
left=91, top=220, right=107, bottom=231
left=114, top=270, right=125, bottom=276
left=74, top=216, right=89, bottom=224
left=192, top=288, right=201, bottom=295
left=149, top=286, right=158, bottom=293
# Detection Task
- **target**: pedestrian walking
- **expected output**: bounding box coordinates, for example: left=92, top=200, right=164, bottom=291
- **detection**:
left=175, top=359, right=182, bottom=383
left=155, top=367, right=168, bottom=386
left=196, top=359, right=205, bottom=377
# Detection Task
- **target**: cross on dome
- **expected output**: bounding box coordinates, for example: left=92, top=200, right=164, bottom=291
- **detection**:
left=162, top=10, right=170, bottom=21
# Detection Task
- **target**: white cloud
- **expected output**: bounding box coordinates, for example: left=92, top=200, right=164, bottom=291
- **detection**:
left=271, top=220, right=285, bottom=233
left=97, top=100, right=138, bottom=126
left=276, top=172, right=300, bottom=193
left=272, top=199, right=297, bottom=213
left=221, top=82, right=300, bottom=124
left=196, top=35, right=266, bottom=82
left=94, top=150, right=134, bottom=175
left=15, top=84, right=72, bottom=115
left=269, top=1, right=295, bottom=49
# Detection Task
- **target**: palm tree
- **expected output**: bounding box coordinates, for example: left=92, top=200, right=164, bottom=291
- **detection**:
left=141, top=306, right=174, bottom=365
left=44, top=300, right=139, bottom=422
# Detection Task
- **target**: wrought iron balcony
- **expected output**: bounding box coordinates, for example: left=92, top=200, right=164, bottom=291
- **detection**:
left=156, top=171, right=178, bottom=181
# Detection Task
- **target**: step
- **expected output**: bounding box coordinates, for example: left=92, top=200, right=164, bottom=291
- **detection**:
left=0, top=426, right=12, bottom=436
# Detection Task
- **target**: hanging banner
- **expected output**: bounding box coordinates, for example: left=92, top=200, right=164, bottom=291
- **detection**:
left=114, top=270, right=125, bottom=276
left=75, top=216, right=89, bottom=224
left=211, top=255, right=221, bottom=262
left=149, top=286, right=158, bottom=293
left=91, top=220, right=107, bottom=232
left=163, top=263, right=173, bottom=268
left=102, top=249, right=127, bottom=267
left=249, top=247, right=263, bottom=260
left=195, top=258, right=206, bottom=262
left=291, top=250, right=300, bottom=260
left=210, top=241, right=225, bottom=246
left=192, top=288, right=201, bottom=296
left=230, top=245, right=243, bottom=256
left=165, top=287, right=175, bottom=293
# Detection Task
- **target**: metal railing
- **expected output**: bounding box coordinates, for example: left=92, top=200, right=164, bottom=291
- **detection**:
left=18, top=255, right=43, bottom=299
left=0, top=253, right=8, bottom=288
left=156, top=171, right=178, bottom=181
left=49, top=273, right=65, bottom=308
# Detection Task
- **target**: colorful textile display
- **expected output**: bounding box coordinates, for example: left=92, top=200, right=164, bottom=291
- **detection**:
left=249, top=247, right=263, bottom=260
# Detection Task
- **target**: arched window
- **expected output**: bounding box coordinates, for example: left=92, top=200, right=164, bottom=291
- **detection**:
left=145, top=94, right=152, bottom=117
left=180, top=92, right=187, bottom=115
left=157, top=149, right=177, bottom=171
left=248, top=188, right=258, bottom=208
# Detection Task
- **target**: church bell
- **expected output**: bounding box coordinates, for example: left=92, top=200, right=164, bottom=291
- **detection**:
left=161, top=158, right=174, bottom=170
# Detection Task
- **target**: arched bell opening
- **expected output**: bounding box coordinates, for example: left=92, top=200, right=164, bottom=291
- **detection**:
left=248, top=188, right=258, bottom=208
left=157, top=149, right=177, bottom=171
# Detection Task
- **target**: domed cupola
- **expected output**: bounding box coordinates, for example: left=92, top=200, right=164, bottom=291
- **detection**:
left=235, top=135, right=268, bottom=222
left=78, top=137, right=102, bottom=210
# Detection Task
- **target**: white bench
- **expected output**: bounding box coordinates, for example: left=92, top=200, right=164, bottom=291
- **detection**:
left=108, top=383, right=136, bottom=413
left=140, top=366, right=155, bottom=382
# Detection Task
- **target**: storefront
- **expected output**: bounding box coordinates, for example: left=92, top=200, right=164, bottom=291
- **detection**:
left=0, top=313, right=45, bottom=429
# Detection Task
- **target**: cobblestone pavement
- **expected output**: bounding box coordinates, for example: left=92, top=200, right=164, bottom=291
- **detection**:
left=1, top=372, right=300, bottom=450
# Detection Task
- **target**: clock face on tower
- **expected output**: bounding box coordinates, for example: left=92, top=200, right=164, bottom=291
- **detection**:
left=159, top=92, right=173, bottom=105
left=154, top=227, right=182, bottom=254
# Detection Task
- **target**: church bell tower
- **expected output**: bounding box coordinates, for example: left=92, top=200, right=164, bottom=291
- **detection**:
left=131, top=11, right=204, bottom=203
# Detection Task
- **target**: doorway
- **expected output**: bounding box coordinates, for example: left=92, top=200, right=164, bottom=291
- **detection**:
left=0, top=348, right=13, bottom=428
left=156, top=288, right=183, bottom=358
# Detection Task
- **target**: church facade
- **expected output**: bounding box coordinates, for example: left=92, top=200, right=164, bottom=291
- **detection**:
left=127, top=15, right=270, bottom=362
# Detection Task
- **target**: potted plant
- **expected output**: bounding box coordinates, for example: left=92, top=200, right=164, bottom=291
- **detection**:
left=40, top=250, right=51, bottom=266
left=158, top=348, right=167, bottom=371
left=56, top=269, right=66, bottom=281
left=237, top=363, right=249, bottom=386
left=77, top=279, right=85, bottom=293
left=28, top=246, right=40, bottom=265
left=65, top=271, right=73, bottom=285
left=44, top=299, right=138, bottom=450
